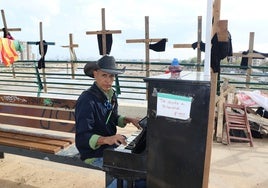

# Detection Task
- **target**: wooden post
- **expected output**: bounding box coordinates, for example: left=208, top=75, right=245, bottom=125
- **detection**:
left=61, top=33, right=79, bottom=79
left=126, top=16, right=167, bottom=77
left=27, top=22, right=56, bottom=94
left=202, top=0, right=228, bottom=188
left=86, top=8, right=122, bottom=55
left=173, top=16, right=203, bottom=71
left=1, top=9, right=21, bottom=78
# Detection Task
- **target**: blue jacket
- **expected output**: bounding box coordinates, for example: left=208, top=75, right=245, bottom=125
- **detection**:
left=75, top=82, right=119, bottom=160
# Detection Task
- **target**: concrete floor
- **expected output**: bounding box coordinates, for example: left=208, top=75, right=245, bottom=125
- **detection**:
left=0, top=102, right=267, bottom=188
left=209, top=138, right=268, bottom=188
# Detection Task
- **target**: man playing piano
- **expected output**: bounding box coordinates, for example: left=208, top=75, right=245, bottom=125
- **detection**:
left=75, top=55, right=143, bottom=187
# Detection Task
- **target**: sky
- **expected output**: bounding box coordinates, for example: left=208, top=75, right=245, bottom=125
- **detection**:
left=1, top=0, right=268, bottom=61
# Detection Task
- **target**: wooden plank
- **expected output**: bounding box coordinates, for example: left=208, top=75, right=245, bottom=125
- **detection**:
left=0, top=105, right=75, bottom=120
left=173, top=44, right=192, bottom=48
left=0, top=113, right=74, bottom=124
left=0, top=104, right=74, bottom=115
left=247, top=113, right=268, bottom=126
left=0, top=103, right=76, bottom=133
left=0, top=116, right=75, bottom=133
left=0, top=131, right=73, bottom=149
left=216, top=98, right=225, bottom=142
left=0, top=95, right=76, bottom=109
left=0, top=137, right=62, bottom=154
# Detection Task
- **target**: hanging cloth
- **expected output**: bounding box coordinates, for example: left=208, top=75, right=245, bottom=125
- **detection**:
left=36, top=40, right=48, bottom=69
left=149, top=39, right=167, bottom=52
left=34, top=62, right=43, bottom=97
left=210, top=31, right=233, bottom=73
left=0, top=38, right=18, bottom=66
left=191, top=41, right=206, bottom=52
left=240, top=50, right=268, bottom=69
left=97, top=34, right=113, bottom=55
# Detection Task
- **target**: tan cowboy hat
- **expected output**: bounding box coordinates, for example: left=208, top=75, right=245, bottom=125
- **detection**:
left=84, top=55, right=125, bottom=78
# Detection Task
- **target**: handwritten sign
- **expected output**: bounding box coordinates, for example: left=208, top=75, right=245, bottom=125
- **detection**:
left=156, top=93, right=192, bottom=120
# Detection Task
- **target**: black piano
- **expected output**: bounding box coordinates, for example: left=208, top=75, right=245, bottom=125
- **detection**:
left=104, top=72, right=211, bottom=188
left=103, top=117, right=148, bottom=188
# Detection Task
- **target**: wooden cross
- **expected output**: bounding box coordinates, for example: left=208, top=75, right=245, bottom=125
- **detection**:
left=61, top=33, right=79, bottom=79
left=173, top=16, right=203, bottom=71
left=27, top=22, right=56, bottom=94
left=126, top=16, right=168, bottom=77
left=86, top=8, right=121, bottom=56
left=1, top=9, right=21, bottom=36
left=232, top=32, right=264, bottom=89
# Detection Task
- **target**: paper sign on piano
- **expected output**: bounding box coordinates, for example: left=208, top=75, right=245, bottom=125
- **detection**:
left=156, top=92, right=192, bottom=120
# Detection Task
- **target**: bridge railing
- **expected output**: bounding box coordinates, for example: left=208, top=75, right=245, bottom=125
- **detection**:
left=0, top=60, right=267, bottom=102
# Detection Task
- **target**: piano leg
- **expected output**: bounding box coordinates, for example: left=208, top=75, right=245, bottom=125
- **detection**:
left=0, top=152, right=4, bottom=159
left=117, top=179, right=123, bottom=188
left=105, top=173, right=115, bottom=187
left=105, top=173, right=135, bottom=188
left=126, top=180, right=134, bottom=188
left=117, top=179, right=134, bottom=188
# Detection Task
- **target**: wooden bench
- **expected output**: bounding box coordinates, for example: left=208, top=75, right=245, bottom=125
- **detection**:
left=0, top=94, right=95, bottom=168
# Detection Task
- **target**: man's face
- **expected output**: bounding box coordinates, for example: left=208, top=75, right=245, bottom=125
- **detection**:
left=93, top=70, right=115, bottom=92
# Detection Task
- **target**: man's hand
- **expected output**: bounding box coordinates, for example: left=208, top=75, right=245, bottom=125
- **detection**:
left=98, top=134, right=127, bottom=146
left=124, top=117, right=142, bottom=129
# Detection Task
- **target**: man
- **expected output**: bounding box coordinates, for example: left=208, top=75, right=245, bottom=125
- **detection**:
left=75, top=55, right=141, bottom=169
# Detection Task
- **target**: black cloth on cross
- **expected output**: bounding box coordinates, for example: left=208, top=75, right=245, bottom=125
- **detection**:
left=198, top=31, right=233, bottom=73
left=191, top=41, right=206, bottom=52
left=210, top=31, right=233, bottom=73
left=97, top=34, right=113, bottom=55
left=36, top=40, right=48, bottom=69
left=149, top=38, right=167, bottom=52
left=240, top=50, right=268, bottom=69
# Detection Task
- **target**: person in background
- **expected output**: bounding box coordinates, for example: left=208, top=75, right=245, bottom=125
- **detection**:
left=75, top=55, right=145, bottom=187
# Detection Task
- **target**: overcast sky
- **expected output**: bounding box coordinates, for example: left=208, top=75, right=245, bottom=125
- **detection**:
left=1, top=0, right=267, bottom=61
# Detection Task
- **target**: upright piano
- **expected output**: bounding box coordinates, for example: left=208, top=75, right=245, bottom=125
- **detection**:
left=104, top=72, right=211, bottom=188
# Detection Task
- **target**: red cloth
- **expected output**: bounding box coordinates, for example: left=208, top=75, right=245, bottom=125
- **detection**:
left=0, top=38, right=18, bottom=66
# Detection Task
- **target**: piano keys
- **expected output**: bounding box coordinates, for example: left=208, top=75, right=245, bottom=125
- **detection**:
left=115, top=130, right=142, bottom=153
left=103, top=116, right=148, bottom=187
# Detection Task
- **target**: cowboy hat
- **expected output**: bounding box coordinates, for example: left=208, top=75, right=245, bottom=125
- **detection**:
left=84, top=55, right=125, bottom=78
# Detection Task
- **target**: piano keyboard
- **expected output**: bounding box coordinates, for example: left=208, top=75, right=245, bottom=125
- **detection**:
left=115, top=130, right=142, bottom=153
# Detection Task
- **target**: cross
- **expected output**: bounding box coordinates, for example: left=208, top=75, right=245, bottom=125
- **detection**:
left=126, top=16, right=168, bottom=77
left=85, top=8, right=123, bottom=94
left=27, top=22, right=56, bottom=95
left=1, top=9, right=21, bottom=78
left=1, top=9, right=21, bottom=37
left=231, top=32, right=265, bottom=89
left=173, top=16, right=203, bottom=71
left=86, top=8, right=121, bottom=55
left=61, top=33, right=79, bottom=79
